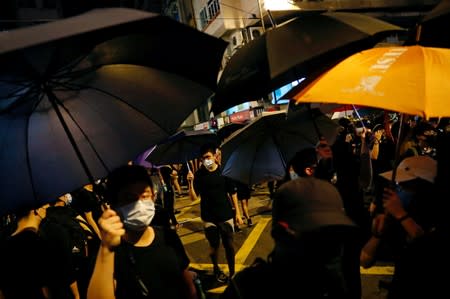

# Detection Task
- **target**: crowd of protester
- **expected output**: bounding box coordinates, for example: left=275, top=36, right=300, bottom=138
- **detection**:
left=0, top=111, right=449, bottom=299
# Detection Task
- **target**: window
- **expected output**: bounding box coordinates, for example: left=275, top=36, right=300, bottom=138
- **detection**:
left=199, top=0, right=220, bottom=30
left=207, top=0, right=220, bottom=20
left=199, top=8, right=208, bottom=29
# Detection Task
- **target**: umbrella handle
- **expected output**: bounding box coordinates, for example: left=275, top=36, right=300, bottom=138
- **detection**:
left=391, top=113, right=406, bottom=183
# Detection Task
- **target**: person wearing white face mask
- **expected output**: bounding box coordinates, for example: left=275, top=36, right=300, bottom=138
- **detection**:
left=87, top=165, right=198, bottom=299
left=187, top=143, right=243, bottom=284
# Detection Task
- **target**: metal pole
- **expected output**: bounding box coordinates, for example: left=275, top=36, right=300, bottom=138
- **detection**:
left=256, top=0, right=265, bottom=32
left=391, top=112, right=406, bottom=184
left=267, top=9, right=277, bottom=28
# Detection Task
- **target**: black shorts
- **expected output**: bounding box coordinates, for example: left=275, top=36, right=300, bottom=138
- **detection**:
left=204, top=219, right=234, bottom=247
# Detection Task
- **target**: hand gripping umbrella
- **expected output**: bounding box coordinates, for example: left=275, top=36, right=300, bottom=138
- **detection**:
left=0, top=8, right=227, bottom=215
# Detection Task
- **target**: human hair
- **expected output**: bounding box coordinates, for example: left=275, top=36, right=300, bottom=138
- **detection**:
left=289, top=147, right=318, bottom=177
left=105, top=164, right=154, bottom=206
left=200, top=142, right=217, bottom=157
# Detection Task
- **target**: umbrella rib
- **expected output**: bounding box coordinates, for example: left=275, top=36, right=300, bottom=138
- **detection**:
left=52, top=53, right=92, bottom=79
left=0, top=80, right=35, bottom=101
left=0, top=85, right=40, bottom=115
left=48, top=88, right=110, bottom=173
left=56, top=65, right=98, bottom=81
left=26, top=92, right=46, bottom=206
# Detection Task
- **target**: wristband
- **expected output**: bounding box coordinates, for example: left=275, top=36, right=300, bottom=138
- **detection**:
left=397, top=214, right=410, bottom=222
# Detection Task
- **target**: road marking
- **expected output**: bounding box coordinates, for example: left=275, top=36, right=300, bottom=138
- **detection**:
left=207, top=285, right=227, bottom=294
left=360, top=266, right=394, bottom=275
left=176, top=199, right=200, bottom=218
left=235, top=217, right=271, bottom=265
left=180, top=232, right=204, bottom=245
left=188, top=264, right=395, bottom=296
left=189, top=264, right=395, bottom=276
left=189, top=263, right=246, bottom=273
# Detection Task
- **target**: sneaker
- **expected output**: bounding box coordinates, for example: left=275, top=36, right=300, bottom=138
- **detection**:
left=214, top=270, right=228, bottom=283
left=247, top=218, right=253, bottom=227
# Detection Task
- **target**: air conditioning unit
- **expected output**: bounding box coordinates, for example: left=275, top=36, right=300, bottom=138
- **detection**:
left=230, top=31, right=244, bottom=50
left=248, top=27, right=264, bottom=40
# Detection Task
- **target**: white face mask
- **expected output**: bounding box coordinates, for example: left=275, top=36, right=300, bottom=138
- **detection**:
left=289, top=171, right=299, bottom=181
left=65, top=193, right=73, bottom=205
left=203, top=158, right=215, bottom=170
left=118, top=200, right=155, bottom=231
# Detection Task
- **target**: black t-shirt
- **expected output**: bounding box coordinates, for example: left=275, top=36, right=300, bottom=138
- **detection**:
left=0, top=229, right=51, bottom=299
left=193, top=166, right=236, bottom=222
left=385, top=184, right=449, bottom=299
left=71, top=188, right=101, bottom=216
left=39, top=218, right=77, bottom=299
left=234, top=180, right=251, bottom=200
left=114, top=226, right=190, bottom=299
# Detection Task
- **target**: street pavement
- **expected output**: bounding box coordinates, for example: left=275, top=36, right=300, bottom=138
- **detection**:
left=173, top=184, right=392, bottom=299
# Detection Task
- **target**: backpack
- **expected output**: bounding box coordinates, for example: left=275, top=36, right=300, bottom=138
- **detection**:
left=41, top=206, right=100, bottom=299
left=43, top=206, right=97, bottom=270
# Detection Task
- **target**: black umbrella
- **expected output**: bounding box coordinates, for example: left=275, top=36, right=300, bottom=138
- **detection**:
left=409, top=0, right=450, bottom=47
left=211, top=11, right=404, bottom=115
left=0, top=8, right=227, bottom=215
left=216, top=122, right=246, bottom=142
left=220, top=109, right=340, bottom=185
left=146, top=129, right=220, bottom=166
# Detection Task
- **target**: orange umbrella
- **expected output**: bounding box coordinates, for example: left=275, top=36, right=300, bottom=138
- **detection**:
left=292, top=45, right=450, bottom=118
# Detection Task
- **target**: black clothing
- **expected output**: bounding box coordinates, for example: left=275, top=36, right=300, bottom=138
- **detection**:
left=114, top=226, right=190, bottom=299
left=235, top=181, right=251, bottom=200
left=193, top=166, right=236, bottom=223
left=41, top=205, right=100, bottom=299
left=71, top=188, right=101, bottom=216
left=0, top=229, right=51, bottom=299
left=159, top=166, right=179, bottom=226
left=222, top=226, right=362, bottom=299
left=40, top=218, right=78, bottom=299
left=383, top=181, right=449, bottom=299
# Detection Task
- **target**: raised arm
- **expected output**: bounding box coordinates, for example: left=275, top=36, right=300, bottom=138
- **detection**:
left=186, top=170, right=199, bottom=202
left=87, top=209, right=125, bottom=299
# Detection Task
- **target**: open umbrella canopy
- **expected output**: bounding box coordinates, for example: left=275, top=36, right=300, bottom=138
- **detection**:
left=211, top=11, right=404, bottom=115
left=216, top=122, right=246, bottom=142
left=220, top=109, right=340, bottom=185
left=146, top=129, right=220, bottom=166
left=292, top=45, right=450, bottom=118
left=0, top=8, right=227, bottom=215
